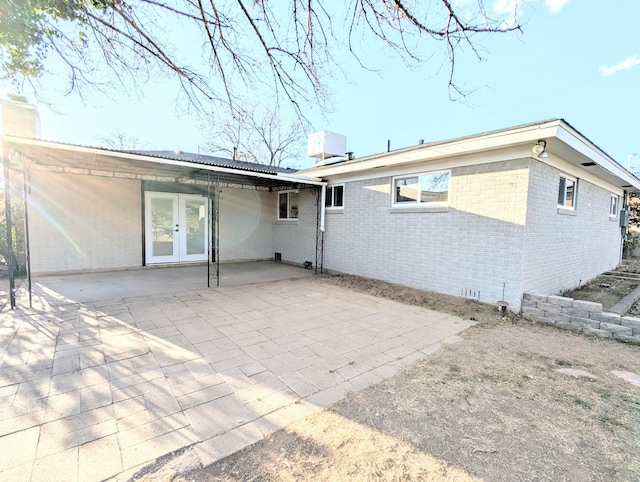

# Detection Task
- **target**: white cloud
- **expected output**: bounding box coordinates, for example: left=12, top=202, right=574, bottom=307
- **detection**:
left=599, top=54, right=640, bottom=77
left=545, top=0, right=570, bottom=14
left=492, top=0, right=518, bottom=16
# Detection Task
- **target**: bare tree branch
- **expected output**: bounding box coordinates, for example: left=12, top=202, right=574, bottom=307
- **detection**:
left=203, top=103, right=305, bottom=167
left=1, top=1, right=525, bottom=113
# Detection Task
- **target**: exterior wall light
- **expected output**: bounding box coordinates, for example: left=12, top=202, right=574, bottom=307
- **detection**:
left=532, top=140, right=548, bottom=158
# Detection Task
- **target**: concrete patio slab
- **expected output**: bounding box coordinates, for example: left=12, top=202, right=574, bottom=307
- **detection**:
left=0, top=275, right=474, bottom=481
left=22, top=261, right=314, bottom=306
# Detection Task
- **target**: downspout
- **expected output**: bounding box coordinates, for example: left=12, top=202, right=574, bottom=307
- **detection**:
left=320, top=184, right=326, bottom=232
left=621, top=190, right=629, bottom=265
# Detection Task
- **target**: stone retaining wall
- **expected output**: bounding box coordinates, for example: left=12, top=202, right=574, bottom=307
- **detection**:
left=521, top=293, right=640, bottom=345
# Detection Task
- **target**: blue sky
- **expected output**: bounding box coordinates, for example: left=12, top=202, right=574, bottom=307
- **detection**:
left=5, top=0, right=640, bottom=170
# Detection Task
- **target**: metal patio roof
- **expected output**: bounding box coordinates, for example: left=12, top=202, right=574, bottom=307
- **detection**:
left=1, top=137, right=324, bottom=190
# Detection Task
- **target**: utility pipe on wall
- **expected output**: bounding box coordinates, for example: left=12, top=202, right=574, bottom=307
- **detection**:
left=320, top=184, right=326, bottom=232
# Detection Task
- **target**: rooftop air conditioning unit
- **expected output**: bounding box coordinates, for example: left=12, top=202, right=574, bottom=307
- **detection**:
left=307, top=131, right=346, bottom=166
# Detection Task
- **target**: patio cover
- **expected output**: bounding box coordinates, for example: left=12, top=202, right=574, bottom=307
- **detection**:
left=1, top=136, right=326, bottom=310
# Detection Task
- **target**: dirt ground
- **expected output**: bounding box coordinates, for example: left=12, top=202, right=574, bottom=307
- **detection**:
left=565, top=261, right=640, bottom=311
left=135, top=274, right=640, bottom=482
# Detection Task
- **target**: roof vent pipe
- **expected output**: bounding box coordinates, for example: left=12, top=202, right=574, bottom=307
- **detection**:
left=233, top=146, right=237, bottom=161
left=419, top=139, right=424, bottom=145
left=386, top=140, right=391, bottom=152
left=346, top=152, right=354, bottom=160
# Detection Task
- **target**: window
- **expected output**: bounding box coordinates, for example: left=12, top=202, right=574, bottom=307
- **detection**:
left=558, top=175, right=577, bottom=209
left=610, top=194, right=619, bottom=217
left=278, top=191, right=299, bottom=220
left=325, top=185, right=344, bottom=208
left=393, top=171, right=450, bottom=206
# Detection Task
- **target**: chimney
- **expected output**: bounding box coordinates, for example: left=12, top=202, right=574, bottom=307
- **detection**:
left=0, top=95, right=41, bottom=138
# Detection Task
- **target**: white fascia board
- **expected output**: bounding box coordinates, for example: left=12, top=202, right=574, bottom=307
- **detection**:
left=300, top=120, right=562, bottom=178
left=554, top=123, right=640, bottom=190
left=321, top=146, right=533, bottom=184
left=2, top=136, right=325, bottom=186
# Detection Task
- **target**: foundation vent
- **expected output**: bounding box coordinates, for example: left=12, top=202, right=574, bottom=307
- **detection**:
left=461, top=289, right=480, bottom=300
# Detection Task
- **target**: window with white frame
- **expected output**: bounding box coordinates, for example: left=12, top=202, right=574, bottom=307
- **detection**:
left=278, top=191, right=299, bottom=220
left=610, top=194, right=619, bottom=217
left=325, top=184, right=344, bottom=208
left=393, top=171, right=450, bottom=206
left=557, top=175, right=577, bottom=209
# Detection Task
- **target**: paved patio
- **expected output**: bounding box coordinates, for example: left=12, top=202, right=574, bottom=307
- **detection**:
left=0, top=272, right=474, bottom=481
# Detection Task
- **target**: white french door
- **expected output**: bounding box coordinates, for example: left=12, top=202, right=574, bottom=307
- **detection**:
left=145, top=192, right=209, bottom=264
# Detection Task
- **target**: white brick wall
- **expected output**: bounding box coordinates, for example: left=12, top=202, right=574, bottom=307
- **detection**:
left=272, top=188, right=318, bottom=265
left=323, top=159, right=530, bottom=308
left=522, top=160, right=622, bottom=295
left=218, top=188, right=274, bottom=261
left=29, top=171, right=142, bottom=273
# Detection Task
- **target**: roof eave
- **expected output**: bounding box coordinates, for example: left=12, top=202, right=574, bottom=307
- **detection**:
left=299, top=119, right=640, bottom=192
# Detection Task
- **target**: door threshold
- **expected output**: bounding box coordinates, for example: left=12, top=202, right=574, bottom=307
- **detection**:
left=143, top=262, right=210, bottom=269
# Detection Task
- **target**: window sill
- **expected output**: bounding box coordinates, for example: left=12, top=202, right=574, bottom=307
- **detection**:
left=390, top=206, right=449, bottom=214
left=276, top=219, right=299, bottom=224
left=557, top=207, right=576, bottom=216
left=326, top=208, right=344, bottom=214
left=609, top=215, right=618, bottom=221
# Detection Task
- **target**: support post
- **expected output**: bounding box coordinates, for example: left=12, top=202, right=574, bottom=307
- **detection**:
left=315, top=186, right=324, bottom=275
left=207, top=171, right=211, bottom=288
left=21, top=154, right=32, bottom=308
left=216, top=173, right=220, bottom=287
left=3, top=148, right=15, bottom=309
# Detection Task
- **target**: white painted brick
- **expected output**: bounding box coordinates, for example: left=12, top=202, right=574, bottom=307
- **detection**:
left=321, top=161, right=529, bottom=308
left=521, top=161, right=621, bottom=301
left=273, top=188, right=319, bottom=266
left=29, top=171, right=143, bottom=273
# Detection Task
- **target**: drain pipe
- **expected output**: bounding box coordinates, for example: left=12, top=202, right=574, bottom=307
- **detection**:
left=320, top=184, right=326, bottom=232
left=620, top=190, right=629, bottom=264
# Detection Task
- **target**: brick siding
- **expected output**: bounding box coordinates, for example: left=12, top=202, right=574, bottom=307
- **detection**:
left=522, top=160, right=622, bottom=296
left=29, top=171, right=142, bottom=273
left=218, top=188, right=275, bottom=261
left=322, top=159, right=530, bottom=307
left=272, top=188, right=319, bottom=266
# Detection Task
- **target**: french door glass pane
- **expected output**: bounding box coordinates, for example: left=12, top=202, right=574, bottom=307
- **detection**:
left=185, top=199, right=206, bottom=255
left=151, top=198, right=174, bottom=256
